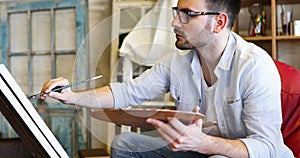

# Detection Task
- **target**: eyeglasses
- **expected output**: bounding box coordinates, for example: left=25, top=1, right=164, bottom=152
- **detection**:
left=172, top=7, right=220, bottom=24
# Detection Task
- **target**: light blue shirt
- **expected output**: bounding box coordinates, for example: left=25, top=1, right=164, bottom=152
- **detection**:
left=110, top=32, right=294, bottom=158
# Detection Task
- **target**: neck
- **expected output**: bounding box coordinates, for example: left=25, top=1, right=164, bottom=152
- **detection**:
left=196, top=31, right=230, bottom=69
left=195, top=31, right=230, bottom=86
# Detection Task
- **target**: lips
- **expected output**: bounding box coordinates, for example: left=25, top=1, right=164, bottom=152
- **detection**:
left=176, top=34, right=183, bottom=39
left=174, top=28, right=184, bottom=38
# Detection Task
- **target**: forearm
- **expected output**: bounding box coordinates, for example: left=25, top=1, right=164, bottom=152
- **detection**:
left=72, top=86, right=115, bottom=109
left=200, top=135, right=249, bottom=158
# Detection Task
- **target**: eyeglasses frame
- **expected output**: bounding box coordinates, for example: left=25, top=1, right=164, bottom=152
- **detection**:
left=172, top=7, right=221, bottom=24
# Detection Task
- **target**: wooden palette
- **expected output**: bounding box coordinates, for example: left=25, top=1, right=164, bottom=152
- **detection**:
left=90, top=109, right=209, bottom=129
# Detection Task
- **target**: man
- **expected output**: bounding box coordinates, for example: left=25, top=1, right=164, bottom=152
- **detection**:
left=41, top=0, right=294, bottom=157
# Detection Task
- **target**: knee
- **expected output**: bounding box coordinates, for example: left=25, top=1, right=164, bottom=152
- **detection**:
left=111, top=132, right=138, bottom=157
left=111, top=132, right=137, bottom=150
left=111, top=132, right=139, bottom=151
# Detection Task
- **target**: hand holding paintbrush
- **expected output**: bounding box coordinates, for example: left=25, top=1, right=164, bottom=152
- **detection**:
left=28, top=75, right=103, bottom=99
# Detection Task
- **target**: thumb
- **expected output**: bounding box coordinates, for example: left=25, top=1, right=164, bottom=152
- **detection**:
left=49, top=91, right=64, bottom=100
left=193, top=106, right=200, bottom=113
left=195, top=118, right=203, bottom=128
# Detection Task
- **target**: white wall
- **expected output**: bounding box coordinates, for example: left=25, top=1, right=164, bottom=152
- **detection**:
left=88, top=0, right=112, bottom=151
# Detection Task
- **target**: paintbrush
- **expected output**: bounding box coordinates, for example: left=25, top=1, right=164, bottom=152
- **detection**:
left=28, top=75, right=103, bottom=99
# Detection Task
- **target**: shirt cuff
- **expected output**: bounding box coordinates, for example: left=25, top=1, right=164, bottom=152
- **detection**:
left=240, top=138, right=269, bottom=158
left=109, top=82, right=125, bottom=109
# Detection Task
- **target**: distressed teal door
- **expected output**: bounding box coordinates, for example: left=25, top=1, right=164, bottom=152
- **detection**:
left=0, top=0, right=88, bottom=157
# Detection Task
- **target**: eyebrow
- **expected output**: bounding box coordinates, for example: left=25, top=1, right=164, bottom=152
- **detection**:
left=176, top=7, right=208, bottom=13
left=177, top=7, right=193, bottom=12
left=180, top=8, right=192, bottom=12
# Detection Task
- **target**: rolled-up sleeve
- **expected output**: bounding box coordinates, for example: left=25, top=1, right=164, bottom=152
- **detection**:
left=109, top=82, right=127, bottom=109
left=109, top=54, right=173, bottom=109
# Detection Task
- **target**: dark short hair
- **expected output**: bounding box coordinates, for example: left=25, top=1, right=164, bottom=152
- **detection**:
left=205, top=0, right=241, bottom=29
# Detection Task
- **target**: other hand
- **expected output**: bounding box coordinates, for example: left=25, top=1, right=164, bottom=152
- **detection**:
left=146, top=106, right=209, bottom=153
left=40, top=77, right=75, bottom=104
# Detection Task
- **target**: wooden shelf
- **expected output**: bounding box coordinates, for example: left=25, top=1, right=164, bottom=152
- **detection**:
left=238, top=0, right=300, bottom=61
left=243, top=35, right=300, bottom=41
left=276, top=36, right=300, bottom=40
left=277, top=0, right=300, bottom=5
left=243, top=36, right=273, bottom=41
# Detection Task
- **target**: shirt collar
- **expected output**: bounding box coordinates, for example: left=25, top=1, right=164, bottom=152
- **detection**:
left=216, top=32, right=237, bottom=71
left=190, top=32, right=236, bottom=72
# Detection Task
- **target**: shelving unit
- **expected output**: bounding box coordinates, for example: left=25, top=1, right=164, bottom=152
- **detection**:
left=110, top=0, right=175, bottom=110
left=239, top=0, right=300, bottom=69
left=110, top=0, right=156, bottom=82
left=110, top=0, right=300, bottom=70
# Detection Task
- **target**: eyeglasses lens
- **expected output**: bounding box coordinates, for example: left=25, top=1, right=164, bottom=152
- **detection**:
left=172, top=9, right=188, bottom=24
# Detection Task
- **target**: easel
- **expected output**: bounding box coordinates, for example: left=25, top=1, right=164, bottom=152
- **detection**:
left=0, top=64, right=68, bottom=158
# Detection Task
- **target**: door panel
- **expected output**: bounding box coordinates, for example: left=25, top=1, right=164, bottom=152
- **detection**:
left=1, top=1, right=88, bottom=157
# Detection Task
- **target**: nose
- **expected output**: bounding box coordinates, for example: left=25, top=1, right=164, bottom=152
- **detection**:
left=171, top=14, right=181, bottom=28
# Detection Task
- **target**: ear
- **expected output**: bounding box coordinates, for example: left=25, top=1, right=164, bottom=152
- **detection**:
left=213, top=13, right=228, bottom=33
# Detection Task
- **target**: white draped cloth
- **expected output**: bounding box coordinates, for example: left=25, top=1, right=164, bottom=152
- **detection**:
left=119, top=0, right=179, bottom=67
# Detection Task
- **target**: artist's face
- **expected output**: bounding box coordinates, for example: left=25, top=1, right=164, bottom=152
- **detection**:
left=172, top=0, right=216, bottom=50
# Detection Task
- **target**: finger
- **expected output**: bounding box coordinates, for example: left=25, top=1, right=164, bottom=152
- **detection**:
left=195, top=118, right=203, bottom=128
left=169, top=142, right=190, bottom=152
left=167, top=117, right=188, bottom=135
left=148, top=119, right=193, bottom=152
left=60, top=88, right=70, bottom=94
left=169, top=142, right=181, bottom=151
left=43, top=78, right=69, bottom=93
left=147, top=118, right=181, bottom=143
left=39, top=93, right=48, bottom=100
left=192, top=106, right=200, bottom=113
left=147, top=119, right=173, bottom=140
left=41, top=78, right=62, bottom=93
left=157, top=126, right=177, bottom=144
left=39, top=95, right=46, bottom=100
left=48, top=91, right=67, bottom=102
